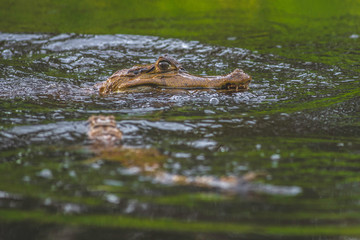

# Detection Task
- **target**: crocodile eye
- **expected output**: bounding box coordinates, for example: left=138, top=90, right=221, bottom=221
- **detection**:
left=158, top=61, right=171, bottom=70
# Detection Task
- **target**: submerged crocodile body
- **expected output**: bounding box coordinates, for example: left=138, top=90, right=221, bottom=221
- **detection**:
left=87, top=115, right=301, bottom=196
left=99, top=55, right=252, bottom=94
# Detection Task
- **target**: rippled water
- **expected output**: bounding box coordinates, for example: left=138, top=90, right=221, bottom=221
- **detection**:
left=0, top=33, right=360, bottom=239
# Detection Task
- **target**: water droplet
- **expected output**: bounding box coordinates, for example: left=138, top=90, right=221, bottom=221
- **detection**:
left=209, top=97, right=219, bottom=105
left=170, top=95, right=182, bottom=102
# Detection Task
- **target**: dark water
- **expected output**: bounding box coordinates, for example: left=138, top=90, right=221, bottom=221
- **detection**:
left=0, top=32, right=359, bottom=239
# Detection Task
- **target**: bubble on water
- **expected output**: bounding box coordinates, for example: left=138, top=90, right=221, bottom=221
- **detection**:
left=349, top=34, right=359, bottom=39
left=235, top=165, right=248, bottom=171
left=246, top=120, right=257, bottom=125
left=117, top=166, right=141, bottom=175
left=2, top=49, right=13, bottom=59
left=37, top=169, right=53, bottom=179
left=255, top=144, right=262, bottom=150
left=59, top=55, right=78, bottom=64
left=52, top=112, right=64, bottom=120
left=105, top=194, right=120, bottom=204
left=204, top=109, right=215, bottom=114
left=218, top=146, right=229, bottom=152
left=257, top=184, right=302, bottom=196
left=23, top=176, right=31, bottom=182
left=124, top=200, right=138, bottom=214
left=68, top=170, right=77, bottom=178
left=191, top=139, right=218, bottom=150
left=91, top=162, right=101, bottom=169
left=181, top=43, right=190, bottom=49
left=271, top=154, right=281, bottom=168
left=104, top=179, right=123, bottom=187
left=0, top=191, right=10, bottom=199
left=271, top=154, right=281, bottom=161
left=43, top=198, right=52, bottom=206
left=170, top=95, right=182, bottom=102
left=91, top=160, right=104, bottom=169
left=168, top=162, right=181, bottom=171
left=62, top=203, right=82, bottom=214
left=173, top=152, right=191, bottom=158
left=209, top=97, right=219, bottom=105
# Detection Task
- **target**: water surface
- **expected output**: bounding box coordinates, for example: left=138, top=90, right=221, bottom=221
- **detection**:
left=0, top=31, right=359, bottom=239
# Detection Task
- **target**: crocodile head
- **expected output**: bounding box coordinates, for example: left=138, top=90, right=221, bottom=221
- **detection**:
left=99, top=55, right=251, bottom=94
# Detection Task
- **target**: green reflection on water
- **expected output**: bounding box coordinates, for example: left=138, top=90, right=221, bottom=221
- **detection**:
left=1, top=0, right=359, bottom=69
left=2, top=208, right=360, bottom=236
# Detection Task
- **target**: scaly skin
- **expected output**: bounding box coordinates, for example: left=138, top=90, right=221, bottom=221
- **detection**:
left=99, top=55, right=252, bottom=94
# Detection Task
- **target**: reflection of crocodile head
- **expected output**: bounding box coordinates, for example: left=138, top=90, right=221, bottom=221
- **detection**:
left=87, top=115, right=122, bottom=147
left=99, top=55, right=252, bottom=94
left=86, top=115, right=302, bottom=196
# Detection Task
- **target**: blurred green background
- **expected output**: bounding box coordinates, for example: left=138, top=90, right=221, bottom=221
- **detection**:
left=1, top=0, right=359, bottom=68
